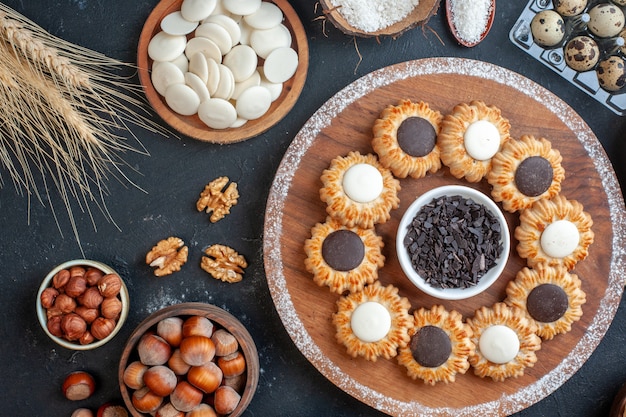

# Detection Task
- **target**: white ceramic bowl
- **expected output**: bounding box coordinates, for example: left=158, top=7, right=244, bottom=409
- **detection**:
left=396, top=185, right=510, bottom=300
left=36, top=259, right=129, bottom=350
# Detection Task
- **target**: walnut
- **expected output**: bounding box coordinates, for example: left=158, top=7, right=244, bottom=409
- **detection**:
left=196, top=177, right=239, bottom=223
left=200, top=244, right=247, bottom=283
left=146, top=237, right=189, bottom=277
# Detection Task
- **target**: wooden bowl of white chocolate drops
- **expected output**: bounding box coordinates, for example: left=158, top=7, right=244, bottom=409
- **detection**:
left=137, top=0, right=309, bottom=143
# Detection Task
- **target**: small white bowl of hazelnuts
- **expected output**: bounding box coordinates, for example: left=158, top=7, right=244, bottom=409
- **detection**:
left=36, top=259, right=130, bottom=350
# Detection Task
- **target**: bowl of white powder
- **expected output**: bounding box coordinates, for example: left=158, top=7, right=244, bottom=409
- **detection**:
left=318, top=0, right=442, bottom=37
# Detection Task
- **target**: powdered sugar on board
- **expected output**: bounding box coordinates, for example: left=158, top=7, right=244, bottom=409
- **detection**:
left=328, top=0, right=420, bottom=32
left=262, top=57, right=626, bottom=416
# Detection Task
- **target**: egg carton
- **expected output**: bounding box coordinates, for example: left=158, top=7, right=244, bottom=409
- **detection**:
left=510, top=0, right=626, bottom=116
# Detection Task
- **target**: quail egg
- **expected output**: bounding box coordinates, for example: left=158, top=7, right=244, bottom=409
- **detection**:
left=597, top=56, right=626, bottom=92
left=554, top=0, right=588, bottom=17
left=531, top=10, right=565, bottom=47
left=588, top=3, right=625, bottom=38
left=564, top=35, right=600, bottom=72
left=612, top=0, right=626, bottom=6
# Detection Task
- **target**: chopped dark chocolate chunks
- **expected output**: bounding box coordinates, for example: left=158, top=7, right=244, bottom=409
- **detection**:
left=403, top=194, right=504, bottom=290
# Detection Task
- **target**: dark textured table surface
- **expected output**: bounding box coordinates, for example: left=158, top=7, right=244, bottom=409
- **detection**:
left=2, top=0, right=626, bottom=415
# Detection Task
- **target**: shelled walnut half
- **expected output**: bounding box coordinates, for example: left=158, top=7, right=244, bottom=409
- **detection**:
left=200, top=244, right=247, bottom=283
left=196, top=176, right=239, bottom=223
left=146, top=237, right=189, bottom=277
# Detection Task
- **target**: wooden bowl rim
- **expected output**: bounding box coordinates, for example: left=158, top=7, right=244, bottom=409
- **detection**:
left=137, top=0, right=309, bottom=143
left=118, top=302, right=259, bottom=417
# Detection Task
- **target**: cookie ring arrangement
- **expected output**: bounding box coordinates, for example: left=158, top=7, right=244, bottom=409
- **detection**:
left=303, top=98, right=595, bottom=384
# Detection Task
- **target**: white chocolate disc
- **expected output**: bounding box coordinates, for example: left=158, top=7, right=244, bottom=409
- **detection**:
left=223, top=0, right=262, bottom=16
left=223, top=44, right=258, bottom=82
left=185, top=36, right=222, bottom=63
left=148, top=31, right=187, bottom=62
left=213, top=64, right=235, bottom=100
left=244, top=2, right=284, bottom=29
left=463, top=120, right=501, bottom=161
left=169, top=53, right=190, bottom=73
left=249, top=24, right=292, bottom=59
left=165, top=83, right=201, bottom=116
left=185, top=72, right=210, bottom=102
left=230, top=117, right=248, bottom=128
left=479, top=325, right=520, bottom=364
left=203, top=14, right=241, bottom=46
left=161, top=11, right=199, bottom=36
left=196, top=22, right=233, bottom=55
left=181, top=0, right=217, bottom=21
left=342, top=163, right=384, bottom=203
left=238, top=19, right=253, bottom=45
left=235, top=85, right=271, bottom=120
left=205, top=58, right=221, bottom=96
left=198, top=98, right=237, bottom=129
left=263, top=46, right=298, bottom=83
left=188, top=52, right=209, bottom=84
left=151, top=61, right=185, bottom=96
left=540, top=219, right=580, bottom=258
left=258, top=66, right=283, bottom=101
left=350, top=301, right=391, bottom=343
left=232, top=70, right=261, bottom=100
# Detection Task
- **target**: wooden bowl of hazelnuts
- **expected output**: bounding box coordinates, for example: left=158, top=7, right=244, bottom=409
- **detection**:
left=118, top=302, right=259, bottom=417
left=36, top=259, right=130, bottom=350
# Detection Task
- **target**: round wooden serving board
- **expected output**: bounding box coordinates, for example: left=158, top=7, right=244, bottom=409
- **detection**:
left=263, top=58, right=626, bottom=416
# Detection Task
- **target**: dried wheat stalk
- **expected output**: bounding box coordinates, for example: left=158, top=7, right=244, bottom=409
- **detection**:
left=0, top=4, right=167, bottom=252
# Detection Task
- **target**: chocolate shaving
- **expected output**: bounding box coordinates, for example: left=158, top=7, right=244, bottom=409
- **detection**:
left=403, top=194, right=504, bottom=290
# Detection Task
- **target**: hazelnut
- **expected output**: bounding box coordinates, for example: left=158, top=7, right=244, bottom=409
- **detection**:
left=40, top=287, right=59, bottom=309
left=100, top=297, right=122, bottom=319
left=213, top=385, right=241, bottom=415
left=79, top=331, right=95, bottom=345
left=84, top=267, right=104, bottom=286
left=62, top=371, right=95, bottom=401
left=131, top=387, right=163, bottom=414
left=61, top=313, right=87, bottom=341
left=96, top=403, right=129, bottom=417
left=167, top=349, right=191, bottom=375
left=155, top=402, right=185, bottom=417
left=69, top=265, right=86, bottom=279
left=46, top=315, right=63, bottom=338
left=97, top=273, right=122, bottom=298
left=91, top=317, right=116, bottom=340
left=187, top=361, right=222, bottom=394
left=186, top=404, right=217, bottom=417
left=122, top=361, right=148, bottom=390
left=217, top=350, right=246, bottom=378
left=182, top=316, right=214, bottom=338
left=180, top=335, right=215, bottom=366
left=78, top=287, right=104, bottom=309
left=46, top=306, right=63, bottom=319
left=157, top=316, right=184, bottom=347
left=71, top=408, right=94, bottom=417
left=169, top=381, right=203, bottom=412
left=143, top=365, right=177, bottom=397
left=54, top=293, right=77, bottom=314
left=75, top=306, right=99, bottom=324
left=65, top=275, right=88, bottom=298
left=137, top=333, right=172, bottom=366
left=52, top=269, right=70, bottom=289
left=211, top=329, right=239, bottom=357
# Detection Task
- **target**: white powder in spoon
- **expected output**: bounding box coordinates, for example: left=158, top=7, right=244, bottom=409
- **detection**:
left=449, top=0, right=492, bottom=44
left=329, top=0, right=420, bottom=33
